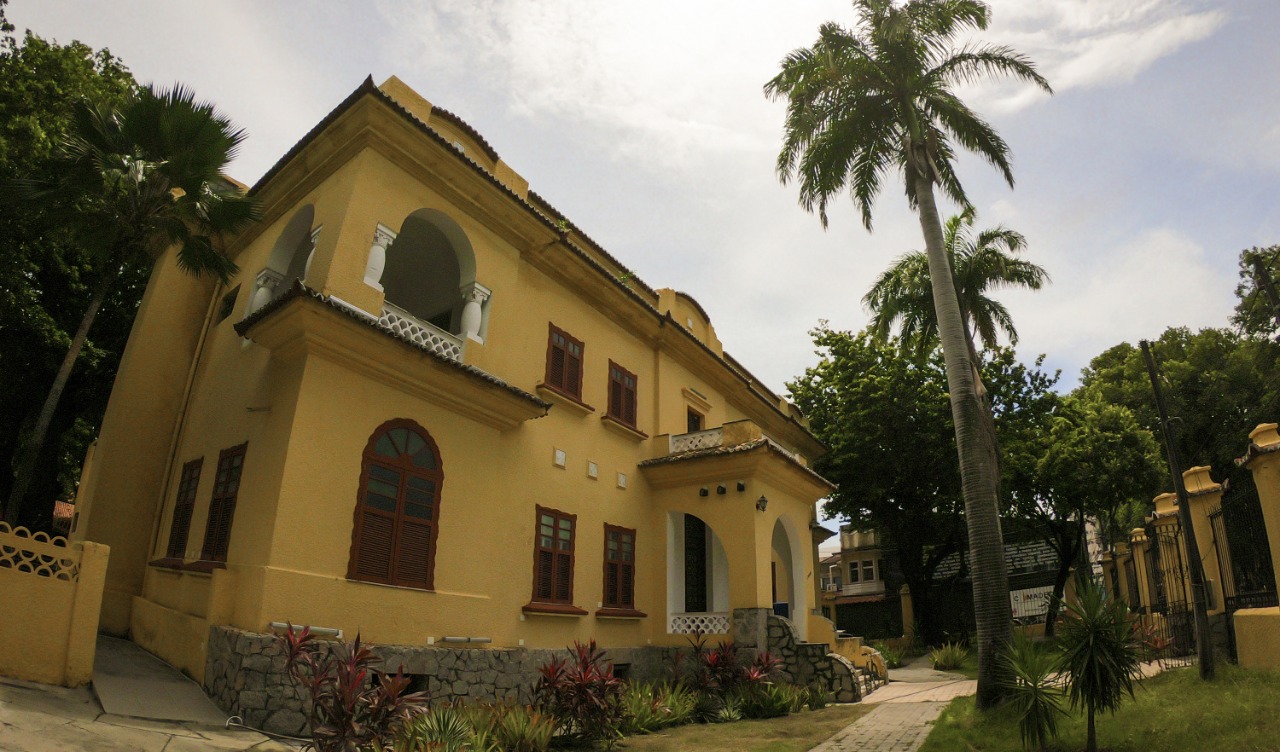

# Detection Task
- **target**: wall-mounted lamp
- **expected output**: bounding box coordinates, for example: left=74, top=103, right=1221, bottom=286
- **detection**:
left=737, top=482, right=746, bottom=492
left=716, top=485, right=727, bottom=495
left=699, top=487, right=709, bottom=497
left=755, top=495, right=769, bottom=512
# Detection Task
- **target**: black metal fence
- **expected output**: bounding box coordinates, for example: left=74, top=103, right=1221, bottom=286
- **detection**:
left=1140, top=521, right=1197, bottom=668
left=1210, top=465, right=1278, bottom=659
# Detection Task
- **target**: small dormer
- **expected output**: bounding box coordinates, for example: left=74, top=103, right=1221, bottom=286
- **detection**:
left=657, top=289, right=723, bottom=356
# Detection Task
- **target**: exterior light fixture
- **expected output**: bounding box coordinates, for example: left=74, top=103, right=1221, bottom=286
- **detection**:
left=699, top=487, right=709, bottom=497
left=717, top=485, right=727, bottom=495
left=756, top=495, right=769, bottom=512
left=737, top=481, right=746, bottom=492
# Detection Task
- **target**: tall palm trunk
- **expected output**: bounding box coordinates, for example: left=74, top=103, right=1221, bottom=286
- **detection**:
left=910, top=163, right=1012, bottom=709
left=5, top=262, right=121, bottom=526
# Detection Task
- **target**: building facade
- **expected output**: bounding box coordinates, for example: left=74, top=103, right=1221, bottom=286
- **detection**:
left=71, top=76, right=853, bottom=729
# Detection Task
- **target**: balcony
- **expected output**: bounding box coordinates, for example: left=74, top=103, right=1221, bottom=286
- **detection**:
left=669, top=612, right=731, bottom=635
left=669, top=427, right=724, bottom=453
left=840, top=581, right=885, bottom=597
left=377, top=301, right=464, bottom=361
left=664, top=420, right=802, bottom=463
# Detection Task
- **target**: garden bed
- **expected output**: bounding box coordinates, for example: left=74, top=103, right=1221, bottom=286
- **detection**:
left=618, top=703, right=870, bottom=752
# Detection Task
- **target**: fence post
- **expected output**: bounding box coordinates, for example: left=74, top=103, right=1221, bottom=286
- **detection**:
left=1242, top=423, right=1280, bottom=590
left=1114, top=541, right=1133, bottom=607
left=1182, top=466, right=1225, bottom=615
left=64, top=541, right=109, bottom=686
left=1130, top=528, right=1153, bottom=612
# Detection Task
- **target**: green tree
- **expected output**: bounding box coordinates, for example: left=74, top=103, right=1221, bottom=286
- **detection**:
left=4, top=83, right=259, bottom=525
left=0, top=3, right=142, bottom=531
left=765, top=0, right=1050, bottom=707
left=1004, top=394, right=1162, bottom=636
left=788, top=327, right=967, bottom=645
left=864, top=209, right=1047, bottom=360
left=1231, top=244, right=1280, bottom=337
left=1078, top=327, right=1280, bottom=480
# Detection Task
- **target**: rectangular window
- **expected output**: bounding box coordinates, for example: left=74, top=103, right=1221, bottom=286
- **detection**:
left=216, top=284, right=241, bottom=324
left=686, top=408, right=703, bottom=433
left=848, top=562, right=860, bottom=583
left=863, top=559, right=877, bottom=582
left=533, top=506, right=576, bottom=604
left=200, top=443, right=247, bottom=563
left=545, top=324, right=584, bottom=399
left=165, top=459, right=203, bottom=559
left=607, top=361, right=637, bottom=427
left=603, top=524, right=636, bottom=609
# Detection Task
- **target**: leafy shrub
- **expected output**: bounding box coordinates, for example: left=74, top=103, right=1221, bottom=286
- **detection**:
left=806, top=683, right=829, bottom=710
left=661, top=682, right=697, bottom=726
left=870, top=641, right=905, bottom=669
left=998, top=637, right=1064, bottom=752
left=620, top=681, right=698, bottom=734
left=736, top=682, right=796, bottom=719
left=395, top=703, right=484, bottom=752
left=1058, top=578, right=1142, bottom=752
left=930, top=641, right=968, bottom=671
left=491, top=703, right=555, bottom=752
left=534, top=640, right=625, bottom=746
left=714, top=694, right=743, bottom=723
left=280, top=625, right=427, bottom=752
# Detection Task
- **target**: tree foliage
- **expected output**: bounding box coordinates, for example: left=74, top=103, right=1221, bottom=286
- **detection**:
left=1231, top=244, right=1280, bottom=337
left=0, top=3, right=140, bottom=530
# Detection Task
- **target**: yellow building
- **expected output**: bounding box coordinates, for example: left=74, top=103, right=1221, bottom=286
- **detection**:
left=72, top=76, right=853, bottom=730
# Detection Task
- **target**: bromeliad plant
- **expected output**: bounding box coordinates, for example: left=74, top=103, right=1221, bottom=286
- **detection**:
left=280, top=625, right=428, bottom=752
left=534, top=640, right=626, bottom=747
left=998, top=636, right=1064, bottom=752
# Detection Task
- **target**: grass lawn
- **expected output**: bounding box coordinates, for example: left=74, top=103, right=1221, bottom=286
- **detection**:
left=920, top=662, right=1280, bottom=752
left=617, top=704, right=871, bottom=752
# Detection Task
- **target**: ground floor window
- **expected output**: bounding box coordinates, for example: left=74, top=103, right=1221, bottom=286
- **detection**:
left=533, top=506, right=576, bottom=604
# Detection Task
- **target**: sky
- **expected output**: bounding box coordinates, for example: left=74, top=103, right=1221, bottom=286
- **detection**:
left=11, top=1, right=1276, bottom=399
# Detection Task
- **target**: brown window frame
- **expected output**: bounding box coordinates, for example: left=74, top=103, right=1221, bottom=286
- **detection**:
left=348, top=419, right=444, bottom=591
left=686, top=408, right=703, bottom=434
left=532, top=505, right=577, bottom=605
left=607, top=360, right=638, bottom=428
left=165, top=458, right=204, bottom=560
left=544, top=323, right=585, bottom=400
left=199, top=443, right=248, bottom=563
left=602, top=524, right=636, bottom=610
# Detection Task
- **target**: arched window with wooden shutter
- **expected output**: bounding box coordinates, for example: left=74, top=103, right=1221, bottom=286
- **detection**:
left=348, top=419, right=443, bottom=590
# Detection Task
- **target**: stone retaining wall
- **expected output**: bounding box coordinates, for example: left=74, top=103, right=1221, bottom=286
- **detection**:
left=204, top=627, right=673, bottom=735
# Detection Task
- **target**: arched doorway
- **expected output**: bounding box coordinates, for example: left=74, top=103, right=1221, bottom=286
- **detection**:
left=379, top=209, right=488, bottom=340
left=667, top=512, right=730, bottom=634
left=771, top=517, right=808, bottom=636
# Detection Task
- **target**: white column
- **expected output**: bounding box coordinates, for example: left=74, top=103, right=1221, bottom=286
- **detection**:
left=459, top=281, right=492, bottom=342
left=363, top=224, right=396, bottom=291
left=249, top=268, right=286, bottom=315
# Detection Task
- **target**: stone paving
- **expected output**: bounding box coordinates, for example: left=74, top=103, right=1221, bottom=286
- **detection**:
left=809, top=654, right=975, bottom=752
left=0, top=676, right=295, bottom=751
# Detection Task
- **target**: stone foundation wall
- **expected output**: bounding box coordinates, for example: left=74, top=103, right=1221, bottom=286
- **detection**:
left=204, top=627, right=674, bottom=735
left=762, top=613, right=859, bottom=702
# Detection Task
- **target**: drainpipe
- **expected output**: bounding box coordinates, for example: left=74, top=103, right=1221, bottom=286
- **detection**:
left=146, top=281, right=223, bottom=560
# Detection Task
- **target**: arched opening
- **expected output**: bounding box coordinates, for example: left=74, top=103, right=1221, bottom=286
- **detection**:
left=381, top=209, right=478, bottom=336
left=771, top=516, right=809, bottom=636
left=667, top=512, right=730, bottom=634
left=248, top=206, right=316, bottom=315
left=348, top=419, right=443, bottom=590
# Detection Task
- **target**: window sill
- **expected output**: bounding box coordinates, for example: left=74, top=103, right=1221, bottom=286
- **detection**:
left=601, top=414, right=648, bottom=441
left=595, top=608, right=647, bottom=620
left=147, top=558, right=186, bottom=571
left=522, top=602, right=589, bottom=617
left=184, top=560, right=226, bottom=573
left=536, top=384, right=595, bottom=416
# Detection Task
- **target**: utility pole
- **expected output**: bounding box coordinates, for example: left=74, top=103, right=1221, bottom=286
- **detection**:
left=1140, top=340, right=1215, bottom=679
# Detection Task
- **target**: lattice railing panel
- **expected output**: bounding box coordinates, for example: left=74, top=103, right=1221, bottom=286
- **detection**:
left=668, top=612, right=731, bottom=634
left=669, top=428, right=724, bottom=454
left=378, top=304, right=464, bottom=361
left=0, top=522, right=80, bottom=581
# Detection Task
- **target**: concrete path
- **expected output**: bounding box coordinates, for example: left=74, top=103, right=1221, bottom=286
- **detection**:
left=0, top=636, right=295, bottom=751
left=809, top=654, right=974, bottom=752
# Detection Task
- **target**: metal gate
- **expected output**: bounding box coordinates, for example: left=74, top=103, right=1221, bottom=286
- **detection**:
left=1209, top=465, right=1278, bottom=659
left=1142, top=521, right=1196, bottom=668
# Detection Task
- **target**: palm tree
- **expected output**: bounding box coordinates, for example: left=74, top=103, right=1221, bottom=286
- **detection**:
left=765, top=0, right=1050, bottom=708
left=865, top=209, right=1047, bottom=361
left=4, top=85, right=258, bottom=525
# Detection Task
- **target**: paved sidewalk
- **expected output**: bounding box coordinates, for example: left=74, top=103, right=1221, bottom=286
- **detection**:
left=809, top=654, right=974, bottom=752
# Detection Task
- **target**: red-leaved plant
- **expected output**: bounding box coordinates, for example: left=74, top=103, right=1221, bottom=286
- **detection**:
left=280, top=624, right=428, bottom=752
left=534, top=640, right=625, bottom=748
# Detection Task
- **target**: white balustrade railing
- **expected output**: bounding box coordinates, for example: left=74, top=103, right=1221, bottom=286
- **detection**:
left=669, top=427, right=724, bottom=454
left=669, top=612, right=731, bottom=635
left=840, top=581, right=886, bottom=597
left=378, top=302, right=464, bottom=361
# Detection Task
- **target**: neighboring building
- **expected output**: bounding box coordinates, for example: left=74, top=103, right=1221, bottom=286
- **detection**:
left=71, top=76, right=848, bottom=729
left=820, top=527, right=897, bottom=639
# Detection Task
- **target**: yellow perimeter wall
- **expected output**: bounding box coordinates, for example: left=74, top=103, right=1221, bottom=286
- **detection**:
left=0, top=524, right=108, bottom=687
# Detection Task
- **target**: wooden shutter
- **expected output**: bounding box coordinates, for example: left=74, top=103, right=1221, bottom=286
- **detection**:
left=348, top=420, right=443, bottom=590
left=684, top=515, right=708, bottom=612
left=546, top=324, right=584, bottom=399
left=533, top=506, right=576, bottom=605
left=166, top=458, right=203, bottom=559
left=608, top=361, right=637, bottom=427
left=200, top=443, right=247, bottom=562
left=604, top=525, right=636, bottom=609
